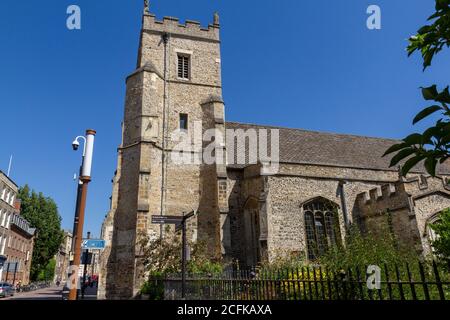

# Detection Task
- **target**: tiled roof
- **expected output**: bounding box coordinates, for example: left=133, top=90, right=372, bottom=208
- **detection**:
left=225, top=122, right=450, bottom=174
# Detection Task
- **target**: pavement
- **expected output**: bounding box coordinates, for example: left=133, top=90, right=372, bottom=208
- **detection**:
left=1, top=285, right=98, bottom=301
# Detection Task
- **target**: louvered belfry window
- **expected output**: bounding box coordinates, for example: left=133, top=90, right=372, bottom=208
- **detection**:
left=177, top=54, right=190, bottom=80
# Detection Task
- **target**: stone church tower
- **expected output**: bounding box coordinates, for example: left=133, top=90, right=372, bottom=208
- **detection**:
left=101, top=11, right=228, bottom=299
left=99, top=7, right=450, bottom=301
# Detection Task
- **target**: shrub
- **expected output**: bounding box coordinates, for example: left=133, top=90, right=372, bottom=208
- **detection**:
left=430, top=208, right=450, bottom=265
left=140, top=273, right=164, bottom=300
left=318, top=225, right=417, bottom=271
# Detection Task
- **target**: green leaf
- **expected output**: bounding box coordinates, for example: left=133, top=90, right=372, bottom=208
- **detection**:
left=413, top=105, right=442, bottom=124
left=389, top=148, right=417, bottom=167
left=421, top=85, right=439, bottom=100
left=435, top=86, right=450, bottom=104
left=418, top=25, right=433, bottom=34
left=422, top=126, right=440, bottom=144
left=427, top=12, right=441, bottom=20
left=403, top=133, right=423, bottom=145
left=425, top=157, right=438, bottom=176
left=401, top=155, right=426, bottom=176
left=441, top=133, right=450, bottom=145
left=383, top=143, right=407, bottom=157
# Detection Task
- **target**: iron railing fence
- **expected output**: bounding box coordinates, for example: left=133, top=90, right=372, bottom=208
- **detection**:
left=148, top=261, right=450, bottom=301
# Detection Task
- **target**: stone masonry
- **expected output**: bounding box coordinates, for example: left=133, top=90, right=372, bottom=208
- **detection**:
left=99, top=10, right=450, bottom=299
left=101, top=12, right=225, bottom=299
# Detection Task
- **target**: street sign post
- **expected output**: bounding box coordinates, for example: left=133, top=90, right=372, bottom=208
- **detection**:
left=81, top=239, right=105, bottom=250
left=151, top=211, right=196, bottom=299
left=151, top=215, right=184, bottom=225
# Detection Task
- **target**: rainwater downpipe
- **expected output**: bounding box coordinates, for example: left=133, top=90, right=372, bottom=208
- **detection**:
left=160, top=32, right=170, bottom=239
left=339, top=180, right=349, bottom=230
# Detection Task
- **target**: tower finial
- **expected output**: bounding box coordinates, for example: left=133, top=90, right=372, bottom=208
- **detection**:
left=144, top=0, right=150, bottom=14
left=213, top=11, right=220, bottom=26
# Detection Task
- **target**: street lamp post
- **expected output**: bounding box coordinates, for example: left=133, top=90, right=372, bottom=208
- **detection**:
left=69, top=129, right=96, bottom=301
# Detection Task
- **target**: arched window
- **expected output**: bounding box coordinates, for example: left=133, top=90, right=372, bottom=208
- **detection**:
left=303, top=198, right=341, bottom=260
left=426, top=212, right=443, bottom=254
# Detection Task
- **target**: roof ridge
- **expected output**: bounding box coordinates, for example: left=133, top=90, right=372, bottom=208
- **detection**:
left=226, top=121, right=401, bottom=143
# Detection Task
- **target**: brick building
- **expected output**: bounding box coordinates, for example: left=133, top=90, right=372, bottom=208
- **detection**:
left=0, top=171, right=35, bottom=285
left=54, top=231, right=73, bottom=283
left=99, top=8, right=450, bottom=299
left=0, top=170, right=17, bottom=282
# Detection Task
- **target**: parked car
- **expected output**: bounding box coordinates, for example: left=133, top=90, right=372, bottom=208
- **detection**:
left=0, top=282, right=15, bottom=298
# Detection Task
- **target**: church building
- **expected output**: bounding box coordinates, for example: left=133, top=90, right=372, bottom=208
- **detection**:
left=98, top=8, right=450, bottom=299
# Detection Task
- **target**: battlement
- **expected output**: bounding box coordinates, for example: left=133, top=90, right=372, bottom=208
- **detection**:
left=142, top=13, right=220, bottom=42
left=357, top=183, right=398, bottom=205
left=356, top=175, right=449, bottom=207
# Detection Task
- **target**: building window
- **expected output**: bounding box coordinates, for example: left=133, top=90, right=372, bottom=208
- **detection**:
left=177, top=54, right=190, bottom=80
left=1, top=210, right=6, bottom=227
left=303, top=198, right=341, bottom=260
left=0, top=235, right=4, bottom=255
left=179, top=113, right=188, bottom=131
left=426, top=212, right=443, bottom=254
left=1, top=185, right=6, bottom=200
left=6, top=213, right=10, bottom=229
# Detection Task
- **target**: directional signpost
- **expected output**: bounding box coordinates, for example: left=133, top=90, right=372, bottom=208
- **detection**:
left=152, top=211, right=196, bottom=299
left=151, top=215, right=184, bottom=225
left=81, top=239, right=106, bottom=250
left=80, top=237, right=105, bottom=299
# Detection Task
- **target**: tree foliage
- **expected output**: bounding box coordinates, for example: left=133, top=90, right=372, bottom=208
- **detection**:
left=137, top=231, right=224, bottom=276
left=385, top=0, right=450, bottom=176
left=430, top=208, right=450, bottom=262
left=37, top=258, right=56, bottom=282
left=407, top=0, right=450, bottom=70
left=18, top=185, right=64, bottom=280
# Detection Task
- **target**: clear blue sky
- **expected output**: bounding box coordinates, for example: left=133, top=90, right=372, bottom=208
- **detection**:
left=0, top=1, right=449, bottom=237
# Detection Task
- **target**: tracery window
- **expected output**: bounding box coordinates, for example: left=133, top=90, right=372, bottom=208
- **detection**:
left=303, top=198, right=342, bottom=260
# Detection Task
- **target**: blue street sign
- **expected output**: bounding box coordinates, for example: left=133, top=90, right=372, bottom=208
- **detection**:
left=81, top=239, right=105, bottom=250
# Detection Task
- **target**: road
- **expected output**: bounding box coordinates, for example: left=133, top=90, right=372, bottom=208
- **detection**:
left=1, top=285, right=98, bottom=301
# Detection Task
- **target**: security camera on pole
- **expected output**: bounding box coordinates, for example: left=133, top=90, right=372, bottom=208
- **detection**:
left=69, top=129, right=96, bottom=301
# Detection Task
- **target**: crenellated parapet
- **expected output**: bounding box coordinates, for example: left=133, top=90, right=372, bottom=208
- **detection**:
left=355, top=174, right=450, bottom=254
left=356, top=182, right=409, bottom=219
left=142, top=13, right=220, bottom=42
left=356, top=175, right=450, bottom=218
left=357, top=183, right=401, bottom=205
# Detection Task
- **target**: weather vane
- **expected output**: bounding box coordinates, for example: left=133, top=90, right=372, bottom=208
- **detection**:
left=144, top=0, right=150, bottom=14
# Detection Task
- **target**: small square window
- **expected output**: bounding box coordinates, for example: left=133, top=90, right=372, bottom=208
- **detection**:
left=179, top=113, right=188, bottom=131
left=177, top=54, right=190, bottom=80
